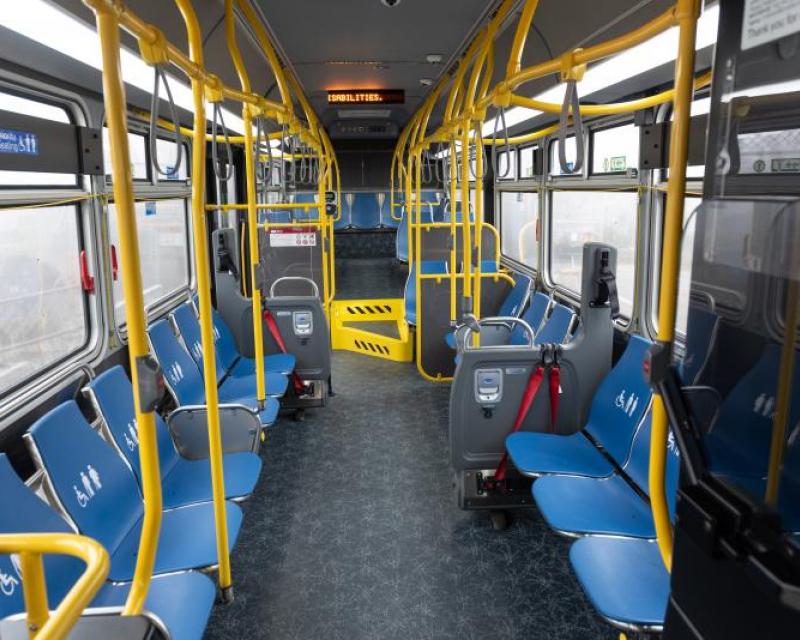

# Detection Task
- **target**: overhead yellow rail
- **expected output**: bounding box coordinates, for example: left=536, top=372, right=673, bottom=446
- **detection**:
left=0, top=533, right=109, bottom=640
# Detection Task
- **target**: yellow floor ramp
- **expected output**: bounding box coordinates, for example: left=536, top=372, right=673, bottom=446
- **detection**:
left=330, top=299, right=413, bottom=362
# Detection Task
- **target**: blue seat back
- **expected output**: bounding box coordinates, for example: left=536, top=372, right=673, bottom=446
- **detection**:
left=0, top=454, right=85, bottom=618
left=623, top=415, right=682, bottom=519
left=86, top=366, right=179, bottom=485
left=27, top=401, right=144, bottom=556
left=442, top=205, right=474, bottom=223
left=395, top=204, right=435, bottom=263
left=511, top=292, right=550, bottom=345
left=172, top=302, right=225, bottom=384
left=584, top=335, right=653, bottom=466
left=292, top=192, right=320, bottom=221
left=404, top=261, right=448, bottom=325
left=479, top=260, right=498, bottom=274
left=148, top=319, right=205, bottom=406
left=497, top=274, right=532, bottom=319
left=211, top=307, right=241, bottom=373
left=350, top=192, right=381, bottom=229
left=533, top=303, right=573, bottom=345
left=679, top=304, right=719, bottom=384
left=705, top=343, right=800, bottom=479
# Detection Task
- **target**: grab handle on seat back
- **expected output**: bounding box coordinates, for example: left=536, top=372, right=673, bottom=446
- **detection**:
left=462, top=316, right=536, bottom=351
left=269, top=276, right=320, bottom=299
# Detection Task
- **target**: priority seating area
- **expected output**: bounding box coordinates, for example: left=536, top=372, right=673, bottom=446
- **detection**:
left=0, top=302, right=293, bottom=639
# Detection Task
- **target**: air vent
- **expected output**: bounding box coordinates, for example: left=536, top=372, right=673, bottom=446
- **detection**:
left=330, top=120, right=399, bottom=139
left=338, top=109, right=391, bottom=119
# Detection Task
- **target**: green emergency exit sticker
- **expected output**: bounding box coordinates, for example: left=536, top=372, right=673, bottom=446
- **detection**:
left=603, top=156, right=627, bottom=172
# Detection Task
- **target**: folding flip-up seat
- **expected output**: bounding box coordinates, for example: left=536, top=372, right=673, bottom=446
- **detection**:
left=445, top=273, right=532, bottom=349
left=85, top=365, right=262, bottom=508
left=404, top=260, right=448, bottom=326
left=533, top=414, right=681, bottom=538
left=148, top=318, right=279, bottom=426
left=172, top=302, right=289, bottom=397
left=506, top=335, right=652, bottom=478
left=531, top=302, right=574, bottom=345
left=25, top=401, right=243, bottom=581
left=508, top=291, right=550, bottom=345
left=0, top=454, right=215, bottom=640
left=192, top=294, right=296, bottom=378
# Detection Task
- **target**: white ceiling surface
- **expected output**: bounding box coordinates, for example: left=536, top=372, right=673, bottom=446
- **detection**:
left=45, top=0, right=682, bottom=133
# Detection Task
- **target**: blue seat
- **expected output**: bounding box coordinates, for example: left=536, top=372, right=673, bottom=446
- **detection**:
left=200, top=297, right=295, bottom=377
left=506, top=335, right=652, bottom=478
left=533, top=414, right=681, bottom=538
left=172, top=302, right=289, bottom=397
left=570, top=537, right=669, bottom=629
left=0, top=454, right=215, bottom=640
left=532, top=302, right=574, bottom=345
left=395, top=204, right=434, bottom=263
left=25, top=401, right=243, bottom=582
left=704, top=342, right=800, bottom=480
left=679, top=303, right=719, bottom=384
left=404, top=261, right=448, bottom=326
left=445, top=274, right=532, bottom=350
left=292, top=192, right=320, bottom=222
left=351, top=192, right=381, bottom=229
left=85, top=366, right=262, bottom=508
left=263, top=210, right=292, bottom=224
left=148, top=319, right=279, bottom=427
left=509, top=292, right=550, bottom=345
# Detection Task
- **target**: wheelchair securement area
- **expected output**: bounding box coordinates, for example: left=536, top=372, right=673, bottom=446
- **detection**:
left=204, top=351, right=613, bottom=640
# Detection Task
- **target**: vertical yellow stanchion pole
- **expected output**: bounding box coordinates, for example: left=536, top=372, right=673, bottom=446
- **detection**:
left=449, top=140, right=458, bottom=322
left=318, top=145, right=331, bottom=311
left=473, top=126, right=484, bottom=334
left=650, top=0, right=700, bottom=572
left=174, top=0, right=233, bottom=599
left=86, top=0, right=162, bottom=615
left=224, top=0, right=267, bottom=409
left=19, top=552, right=49, bottom=637
left=460, top=126, right=473, bottom=324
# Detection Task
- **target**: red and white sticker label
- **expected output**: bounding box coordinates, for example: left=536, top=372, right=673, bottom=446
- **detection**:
left=269, top=227, right=317, bottom=248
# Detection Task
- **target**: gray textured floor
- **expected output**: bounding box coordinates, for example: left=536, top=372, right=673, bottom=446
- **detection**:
left=204, top=350, right=614, bottom=639
left=335, top=257, right=407, bottom=300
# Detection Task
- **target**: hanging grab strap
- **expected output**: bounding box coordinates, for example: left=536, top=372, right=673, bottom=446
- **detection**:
left=558, top=79, right=584, bottom=174
left=491, top=106, right=512, bottom=179
left=494, top=351, right=561, bottom=482
left=263, top=309, right=307, bottom=396
left=149, top=65, right=183, bottom=182
left=211, top=101, right=234, bottom=183
left=255, top=116, right=272, bottom=195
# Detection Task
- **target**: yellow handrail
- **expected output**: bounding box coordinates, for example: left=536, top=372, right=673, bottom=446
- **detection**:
left=0, top=533, right=109, bottom=640
left=649, top=0, right=701, bottom=572
left=225, top=0, right=267, bottom=411
left=174, top=0, right=234, bottom=598
left=85, top=0, right=163, bottom=615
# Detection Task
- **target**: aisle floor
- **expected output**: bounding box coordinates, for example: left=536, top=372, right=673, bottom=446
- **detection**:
left=205, top=350, right=614, bottom=639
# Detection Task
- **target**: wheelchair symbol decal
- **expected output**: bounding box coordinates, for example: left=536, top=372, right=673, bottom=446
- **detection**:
left=615, top=389, right=639, bottom=417
left=73, top=464, right=103, bottom=508
left=0, top=570, right=19, bottom=597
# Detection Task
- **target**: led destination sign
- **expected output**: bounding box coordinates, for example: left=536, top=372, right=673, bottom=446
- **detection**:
left=328, top=89, right=404, bottom=105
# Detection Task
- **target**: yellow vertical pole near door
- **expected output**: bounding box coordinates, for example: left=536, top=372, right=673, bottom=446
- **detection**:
left=649, top=0, right=700, bottom=572
left=174, top=0, right=233, bottom=599
left=224, top=0, right=267, bottom=408
left=85, top=0, right=162, bottom=615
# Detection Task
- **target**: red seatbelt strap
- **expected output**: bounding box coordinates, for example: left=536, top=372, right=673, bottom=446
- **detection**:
left=549, top=365, right=560, bottom=433
left=263, top=309, right=306, bottom=395
left=494, top=366, right=545, bottom=482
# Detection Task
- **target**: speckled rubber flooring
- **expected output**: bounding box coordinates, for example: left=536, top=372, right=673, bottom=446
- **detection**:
left=205, top=258, right=613, bottom=639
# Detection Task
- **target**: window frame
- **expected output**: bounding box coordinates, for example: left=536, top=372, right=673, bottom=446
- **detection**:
left=589, top=121, right=641, bottom=177
left=497, top=187, right=540, bottom=275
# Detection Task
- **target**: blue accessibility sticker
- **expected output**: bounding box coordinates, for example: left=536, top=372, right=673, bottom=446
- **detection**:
left=145, top=201, right=157, bottom=216
left=0, top=128, right=39, bottom=155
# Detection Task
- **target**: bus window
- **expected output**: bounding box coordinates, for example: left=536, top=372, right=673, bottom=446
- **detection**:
left=591, top=123, right=639, bottom=174
left=549, top=136, right=580, bottom=175
left=550, top=190, right=638, bottom=316
left=0, top=205, right=88, bottom=395
left=154, top=137, right=188, bottom=180
left=107, top=199, right=191, bottom=325
left=499, top=191, right=538, bottom=270
left=102, top=128, right=148, bottom=181
left=496, top=148, right=517, bottom=180
left=519, top=145, right=539, bottom=178
left=675, top=196, right=703, bottom=334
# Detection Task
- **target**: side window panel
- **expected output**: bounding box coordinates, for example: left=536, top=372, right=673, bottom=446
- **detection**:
left=550, top=190, right=638, bottom=317
left=500, top=191, right=538, bottom=270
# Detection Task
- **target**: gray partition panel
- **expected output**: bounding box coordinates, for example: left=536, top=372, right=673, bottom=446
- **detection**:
left=259, top=227, right=325, bottom=297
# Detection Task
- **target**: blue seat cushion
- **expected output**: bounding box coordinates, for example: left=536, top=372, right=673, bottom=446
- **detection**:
left=570, top=537, right=669, bottom=628
left=533, top=473, right=655, bottom=537
left=229, top=353, right=296, bottom=377
left=258, top=397, right=280, bottom=426
left=92, top=571, right=216, bottom=640
left=109, top=500, right=243, bottom=581
left=162, top=452, right=262, bottom=508
left=215, top=391, right=279, bottom=427
left=506, top=431, right=615, bottom=478
left=219, top=370, right=289, bottom=398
